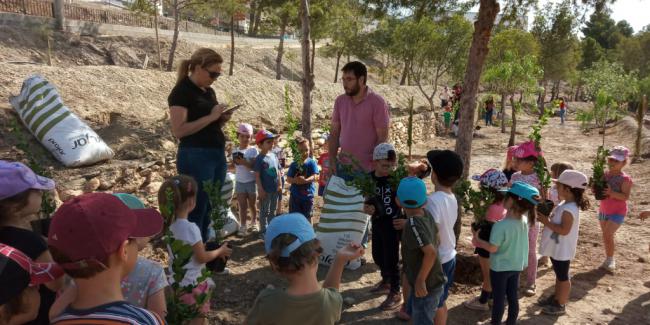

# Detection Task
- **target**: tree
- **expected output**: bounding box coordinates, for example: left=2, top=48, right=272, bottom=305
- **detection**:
left=300, top=0, right=314, bottom=144
left=129, top=0, right=163, bottom=70
left=485, top=28, right=540, bottom=133
left=617, top=30, right=650, bottom=79
left=581, top=60, right=637, bottom=102
left=483, top=52, right=542, bottom=146
left=403, top=15, right=472, bottom=111
left=270, top=0, right=298, bottom=79
left=215, top=0, right=247, bottom=76
left=164, top=0, right=196, bottom=71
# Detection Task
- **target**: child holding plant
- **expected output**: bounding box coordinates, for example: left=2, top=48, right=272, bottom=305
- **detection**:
left=509, top=141, right=543, bottom=297
left=363, top=143, right=403, bottom=311
left=286, top=136, right=319, bottom=220
left=233, top=123, right=259, bottom=235
left=537, top=170, right=590, bottom=316
left=246, top=213, right=364, bottom=325
left=473, top=182, right=539, bottom=325
left=0, top=160, right=64, bottom=324
left=254, top=130, right=282, bottom=235
left=463, top=169, right=508, bottom=311
left=596, top=146, right=633, bottom=272
left=158, top=176, right=232, bottom=325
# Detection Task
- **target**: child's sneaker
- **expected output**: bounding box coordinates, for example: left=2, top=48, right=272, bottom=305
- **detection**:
left=215, top=267, right=230, bottom=275
left=537, top=295, right=556, bottom=307
left=380, top=291, right=403, bottom=311
left=601, top=259, right=616, bottom=272
left=370, top=281, right=390, bottom=295
left=250, top=224, right=259, bottom=232
left=463, top=296, right=489, bottom=311
left=395, top=304, right=410, bottom=321
left=541, top=301, right=566, bottom=315
left=523, top=284, right=536, bottom=297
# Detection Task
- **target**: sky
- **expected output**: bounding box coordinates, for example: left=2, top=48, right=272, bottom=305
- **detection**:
left=536, top=0, right=650, bottom=33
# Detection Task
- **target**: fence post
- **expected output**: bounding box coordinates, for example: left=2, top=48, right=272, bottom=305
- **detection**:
left=53, top=0, right=65, bottom=30
left=21, top=0, right=27, bottom=14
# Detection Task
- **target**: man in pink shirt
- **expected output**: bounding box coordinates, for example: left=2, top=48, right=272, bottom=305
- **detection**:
left=329, top=61, right=390, bottom=176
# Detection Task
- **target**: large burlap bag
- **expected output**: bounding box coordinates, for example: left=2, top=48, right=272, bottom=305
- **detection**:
left=9, top=75, right=114, bottom=167
left=316, top=175, right=370, bottom=270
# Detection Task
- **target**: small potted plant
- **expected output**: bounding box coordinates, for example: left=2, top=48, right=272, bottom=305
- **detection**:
left=591, top=146, right=609, bottom=200
left=204, top=180, right=233, bottom=273
left=529, top=108, right=555, bottom=216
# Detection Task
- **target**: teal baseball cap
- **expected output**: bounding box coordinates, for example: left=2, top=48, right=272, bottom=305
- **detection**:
left=501, top=181, right=540, bottom=205
left=265, top=213, right=316, bottom=257
left=112, top=193, right=146, bottom=209
left=397, top=177, right=428, bottom=209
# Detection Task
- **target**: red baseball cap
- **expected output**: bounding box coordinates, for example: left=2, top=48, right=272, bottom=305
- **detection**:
left=255, top=129, right=276, bottom=145
left=48, top=193, right=163, bottom=270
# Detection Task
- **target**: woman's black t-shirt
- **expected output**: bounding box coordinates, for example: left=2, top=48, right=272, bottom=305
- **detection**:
left=0, top=226, right=56, bottom=325
left=167, top=77, right=225, bottom=149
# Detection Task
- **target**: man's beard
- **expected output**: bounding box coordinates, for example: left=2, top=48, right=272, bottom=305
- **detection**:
left=345, top=84, right=360, bottom=96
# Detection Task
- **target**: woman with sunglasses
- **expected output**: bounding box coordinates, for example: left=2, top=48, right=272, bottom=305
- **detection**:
left=168, top=48, right=232, bottom=242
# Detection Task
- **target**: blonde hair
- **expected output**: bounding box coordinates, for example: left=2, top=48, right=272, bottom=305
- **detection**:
left=176, top=48, right=224, bottom=85
left=550, top=162, right=574, bottom=179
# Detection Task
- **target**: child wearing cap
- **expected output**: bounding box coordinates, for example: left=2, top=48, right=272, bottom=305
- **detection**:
left=0, top=244, right=63, bottom=325
left=48, top=193, right=165, bottom=324
left=473, top=182, right=539, bottom=325
left=286, top=136, right=319, bottom=220
left=233, top=123, right=260, bottom=235
left=254, top=129, right=282, bottom=234
left=464, top=169, right=508, bottom=311
left=245, top=213, right=364, bottom=325
left=597, top=145, right=633, bottom=272
left=0, top=160, right=64, bottom=324
left=365, top=143, right=403, bottom=311
left=317, top=133, right=331, bottom=197
left=269, top=128, right=287, bottom=216
left=537, top=170, right=590, bottom=315
left=158, top=176, right=232, bottom=324
left=49, top=193, right=169, bottom=320
left=509, top=140, right=543, bottom=296
left=396, top=177, right=446, bottom=325
left=421, top=150, right=463, bottom=325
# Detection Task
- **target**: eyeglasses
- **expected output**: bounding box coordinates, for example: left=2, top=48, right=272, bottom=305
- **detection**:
left=207, top=71, right=221, bottom=79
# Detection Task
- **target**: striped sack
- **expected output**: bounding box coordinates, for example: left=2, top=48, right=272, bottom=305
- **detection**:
left=316, top=175, right=369, bottom=270
left=9, top=75, right=114, bottom=167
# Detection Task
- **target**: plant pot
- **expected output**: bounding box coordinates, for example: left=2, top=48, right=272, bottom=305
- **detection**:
left=593, top=184, right=607, bottom=201
left=205, top=241, right=232, bottom=273
left=30, top=218, right=52, bottom=237
left=537, top=200, right=555, bottom=217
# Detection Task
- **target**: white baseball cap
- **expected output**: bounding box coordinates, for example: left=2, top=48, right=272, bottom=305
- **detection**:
left=373, top=143, right=396, bottom=161
left=553, top=170, right=588, bottom=190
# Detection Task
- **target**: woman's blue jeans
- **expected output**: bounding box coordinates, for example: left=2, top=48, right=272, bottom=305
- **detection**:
left=177, top=146, right=227, bottom=242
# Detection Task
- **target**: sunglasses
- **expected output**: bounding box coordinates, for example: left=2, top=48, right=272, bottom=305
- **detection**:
left=207, top=70, right=221, bottom=79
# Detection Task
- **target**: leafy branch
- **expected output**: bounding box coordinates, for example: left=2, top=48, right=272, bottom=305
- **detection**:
left=283, top=84, right=304, bottom=174
left=204, top=180, right=230, bottom=243
left=529, top=107, right=554, bottom=198
left=454, top=180, right=495, bottom=225
left=591, top=146, right=609, bottom=190
left=338, top=153, right=376, bottom=198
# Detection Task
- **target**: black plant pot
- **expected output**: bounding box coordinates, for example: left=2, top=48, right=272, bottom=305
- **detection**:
left=593, top=184, right=607, bottom=201
left=205, top=241, right=232, bottom=273
left=537, top=200, right=555, bottom=217
left=31, top=218, right=52, bottom=237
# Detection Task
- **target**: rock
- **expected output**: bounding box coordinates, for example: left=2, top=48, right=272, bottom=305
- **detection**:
left=606, top=287, right=612, bottom=292
left=59, top=189, right=83, bottom=202
left=98, top=180, right=113, bottom=191
left=638, top=256, right=646, bottom=263
left=161, top=139, right=176, bottom=152
left=343, top=297, right=356, bottom=306
left=144, top=181, right=163, bottom=195
left=139, top=169, right=152, bottom=177
left=83, top=178, right=101, bottom=193
left=108, top=45, right=142, bottom=68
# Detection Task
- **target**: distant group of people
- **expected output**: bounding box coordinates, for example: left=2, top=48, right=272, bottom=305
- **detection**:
left=0, top=47, right=642, bottom=325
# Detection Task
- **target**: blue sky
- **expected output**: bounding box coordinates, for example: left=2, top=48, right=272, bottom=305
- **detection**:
left=600, top=0, right=649, bottom=32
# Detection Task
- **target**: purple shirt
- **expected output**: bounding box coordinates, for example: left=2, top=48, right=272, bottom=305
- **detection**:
left=332, top=87, right=390, bottom=171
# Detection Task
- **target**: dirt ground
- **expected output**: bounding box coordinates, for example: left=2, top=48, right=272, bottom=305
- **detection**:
left=1, top=25, right=649, bottom=325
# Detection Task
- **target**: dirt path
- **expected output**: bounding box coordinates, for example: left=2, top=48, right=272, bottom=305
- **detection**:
left=208, top=113, right=650, bottom=324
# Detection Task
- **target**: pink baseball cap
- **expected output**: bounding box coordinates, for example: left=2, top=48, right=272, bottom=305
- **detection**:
left=48, top=193, right=163, bottom=270
left=237, top=123, right=253, bottom=135
left=608, top=146, right=629, bottom=162
left=0, top=160, right=55, bottom=200
left=513, top=141, right=541, bottom=159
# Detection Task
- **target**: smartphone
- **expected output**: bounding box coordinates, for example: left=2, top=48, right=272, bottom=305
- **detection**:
left=232, top=152, right=244, bottom=161
left=223, top=104, right=242, bottom=114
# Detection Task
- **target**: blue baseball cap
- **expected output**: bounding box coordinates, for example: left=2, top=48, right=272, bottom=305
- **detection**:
left=113, top=193, right=146, bottom=209
left=501, top=181, right=540, bottom=205
left=397, top=177, right=428, bottom=209
left=264, top=213, right=316, bottom=257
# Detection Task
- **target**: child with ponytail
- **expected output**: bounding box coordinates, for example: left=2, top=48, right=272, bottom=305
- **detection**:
left=537, top=170, right=590, bottom=315
left=158, top=175, right=232, bottom=325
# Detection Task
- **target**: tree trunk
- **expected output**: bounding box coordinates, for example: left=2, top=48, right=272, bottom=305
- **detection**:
left=574, top=83, right=581, bottom=101
left=551, top=80, right=560, bottom=101
left=538, top=80, right=548, bottom=116
left=453, top=0, right=499, bottom=245
left=167, top=2, right=180, bottom=72
left=300, top=0, right=313, bottom=143
left=275, top=16, right=288, bottom=80
left=333, top=51, right=341, bottom=83
left=153, top=0, right=162, bottom=71
left=252, top=4, right=263, bottom=35
left=248, top=0, right=257, bottom=35
left=508, top=95, right=517, bottom=146
left=500, top=92, right=507, bottom=133
left=229, top=15, right=235, bottom=76
left=399, top=61, right=409, bottom=86
left=311, top=39, right=316, bottom=74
